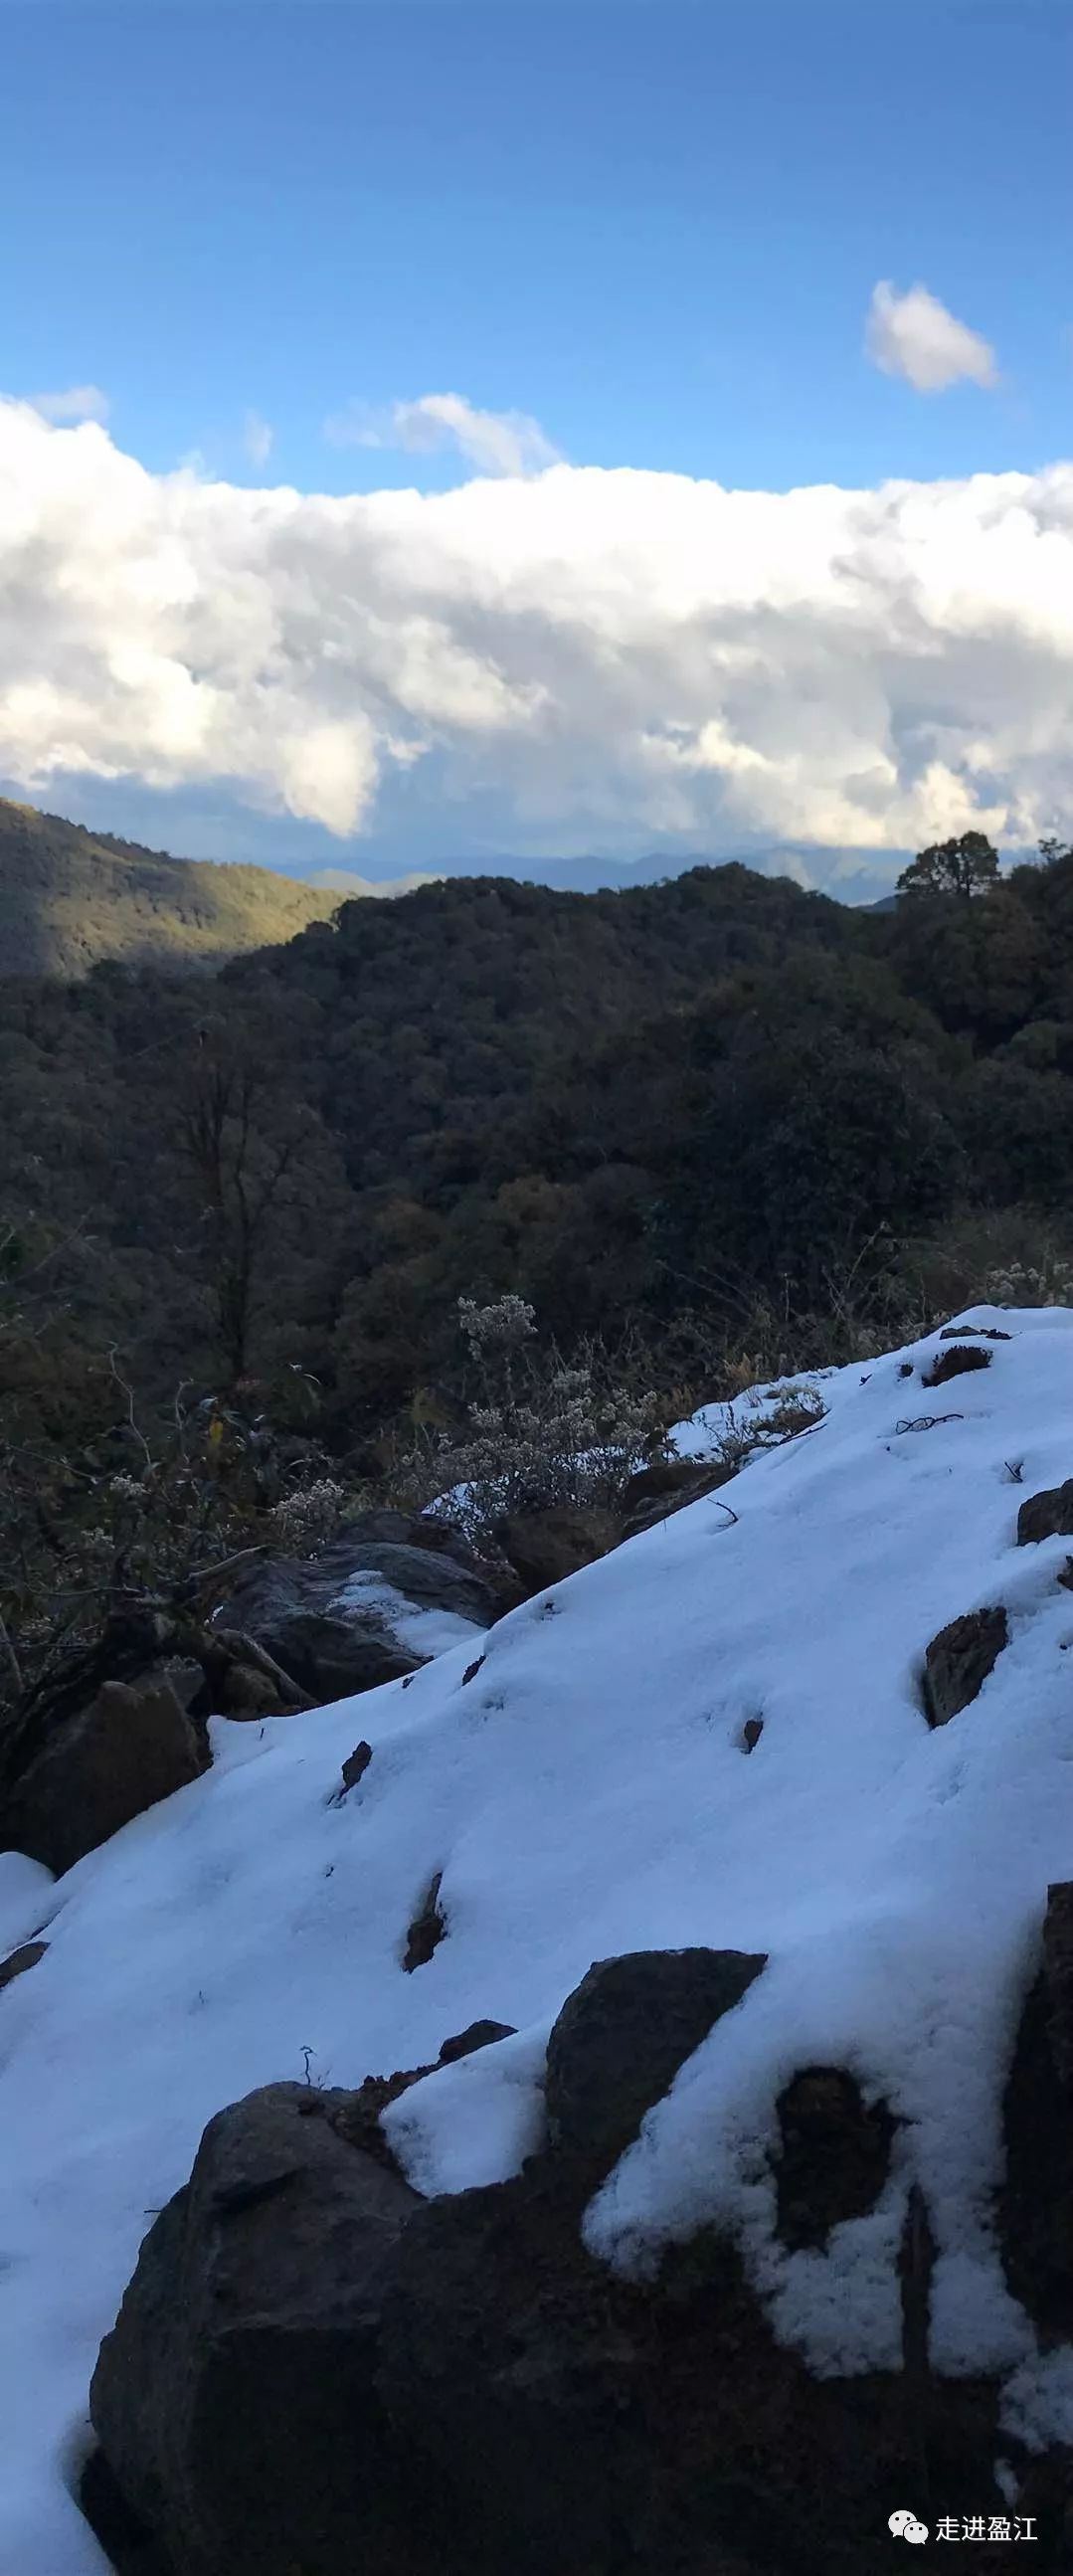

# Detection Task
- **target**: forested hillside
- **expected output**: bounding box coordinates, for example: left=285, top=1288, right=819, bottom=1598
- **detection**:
left=0, top=795, right=411, bottom=977
left=3, top=832, right=1073, bottom=1471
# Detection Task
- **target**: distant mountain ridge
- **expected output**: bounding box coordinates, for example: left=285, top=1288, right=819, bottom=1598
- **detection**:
left=0, top=798, right=432, bottom=980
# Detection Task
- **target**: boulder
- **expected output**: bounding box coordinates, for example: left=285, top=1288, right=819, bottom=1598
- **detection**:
left=438, top=2018, right=516, bottom=2065
left=403, top=1870, right=446, bottom=1972
left=340, top=1739, right=373, bottom=1792
left=922, top=1605, right=1008, bottom=1727
left=219, top=1512, right=499, bottom=1707
left=999, top=1882, right=1073, bottom=2335
left=89, top=2083, right=427, bottom=2576
left=90, top=1951, right=1073, bottom=2576
left=491, top=1504, right=620, bottom=1596
left=922, top=1344, right=993, bottom=1388
left=1017, top=1479, right=1073, bottom=1547
left=1, top=1673, right=210, bottom=1876
left=619, top=1454, right=737, bottom=1541
left=0, top=1936, right=48, bottom=1992
left=545, top=1945, right=767, bottom=2175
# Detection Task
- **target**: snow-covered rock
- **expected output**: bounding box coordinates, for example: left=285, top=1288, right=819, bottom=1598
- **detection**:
left=2, top=1309, right=1073, bottom=2570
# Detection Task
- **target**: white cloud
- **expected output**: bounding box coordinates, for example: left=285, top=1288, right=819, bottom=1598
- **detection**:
left=865, top=282, right=998, bottom=394
left=324, top=389, right=561, bottom=478
left=244, top=411, right=273, bottom=467
left=24, top=384, right=110, bottom=426
left=1, top=396, right=1072, bottom=850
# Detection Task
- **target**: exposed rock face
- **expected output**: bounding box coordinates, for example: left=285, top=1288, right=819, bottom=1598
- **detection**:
left=1017, top=1480, right=1073, bottom=1548
left=922, top=1344, right=993, bottom=1388
left=0, top=1937, right=48, bottom=1991
left=220, top=1512, right=499, bottom=1707
left=619, top=1455, right=737, bottom=1542
left=339, top=1739, right=373, bottom=1792
left=774, top=2067, right=896, bottom=2251
left=491, top=1504, right=620, bottom=1596
left=89, top=1942, right=1073, bottom=2576
left=999, top=1881, right=1073, bottom=2336
left=1, top=1673, right=210, bottom=1876
left=89, top=2084, right=426, bottom=2576
left=545, top=1946, right=767, bottom=2175
left=923, top=1606, right=1008, bottom=1727
left=437, top=2018, right=517, bottom=2064
left=403, top=1870, right=447, bottom=1972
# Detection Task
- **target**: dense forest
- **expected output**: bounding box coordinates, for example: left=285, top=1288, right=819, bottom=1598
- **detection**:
left=3, top=826, right=1073, bottom=1696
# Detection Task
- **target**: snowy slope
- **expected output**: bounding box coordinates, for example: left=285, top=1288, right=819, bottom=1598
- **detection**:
left=2, top=1309, right=1073, bottom=2572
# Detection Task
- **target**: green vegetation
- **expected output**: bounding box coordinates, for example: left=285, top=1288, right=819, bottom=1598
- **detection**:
left=0, top=795, right=347, bottom=977
left=5, top=816, right=1073, bottom=1720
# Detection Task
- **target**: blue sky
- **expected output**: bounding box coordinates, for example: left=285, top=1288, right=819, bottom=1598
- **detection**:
left=1, top=0, right=1071, bottom=890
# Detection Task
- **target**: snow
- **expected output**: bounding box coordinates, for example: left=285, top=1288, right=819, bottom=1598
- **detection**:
left=2, top=1306, right=1073, bottom=2568
left=328, top=1566, right=484, bottom=1661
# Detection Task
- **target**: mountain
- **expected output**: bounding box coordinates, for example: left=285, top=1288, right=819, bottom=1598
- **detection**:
left=2, top=1311, right=1070, bottom=2570
left=0, top=798, right=428, bottom=980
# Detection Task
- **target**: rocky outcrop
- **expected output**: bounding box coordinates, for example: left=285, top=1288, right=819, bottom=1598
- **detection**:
left=544, top=1945, right=767, bottom=2175
left=999, top=1881, right=1073, bottom=2336
left=403, top=1870, right=447, bottom=1971
left=1, top=1671, right=210, bottom=1876
left=0, top=1936, right=48, bottom=1991
left=1017, top=1480, right=1073, bottom=1548
left=218, top=1511, right=499, bottom=1707
left=618, top=1454, right=738, bottom=1541
left=922, top=1344, right=994, bottom=1388
left=89, top=2083, right=425, bottom=2576
left=89, top=1941, right=1073, bottom=2576
left=491, top=1504, right=621, bottom=1596
left=922, top=1605, right=1008, bottom=1727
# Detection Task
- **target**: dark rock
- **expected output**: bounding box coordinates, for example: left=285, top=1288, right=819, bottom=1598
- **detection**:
left=545, top=1946, right=767, bottom=2176
left=377, top=2156, right=1011, bottom=2576
left=2, top=1674, right=210, bottom=1876
left=0, top=1936, right=48, bottom=1991
left=220, top=1517, right=498, bottom=1708
left=998, top=1885, right=1073, bottom=2336
left=922, top=1343, right=993, bottom=1387
left=438, top=2019, right=516, bottom=2065
left=460, top=1655, right=485, bottom=1686
left=1043, top=1878, right=1073, bottom=2091
left=491, top=1504, right=620, bottom=1597
left=404, top=1870, right=446, bottom=1972
left=923, top=1606, right=1008, bottom=1727
left=340, top=1739, right=373, bottom=1791
left=618, top=1455, right=737, bottom=1542
left=741, top=1717, right=764, bottom=1752
left=90, top=1952, right=1073, bottom=2576
left=1018, top=1480, right=1073, bottom=1548
left=939, top=1324, right=1011, bottom=1341
left=79, top=2448, right=175, bottom=2576
left=89, top=2083, right=426, bottom=2576
left=155, top=1657, right=205, bottom=1713
left=326, top=2062, right=437, bottom=2175
left=774, top=2068, right=896, bottom=2252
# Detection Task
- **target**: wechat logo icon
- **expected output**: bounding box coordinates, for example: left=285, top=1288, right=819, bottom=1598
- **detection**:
left=889, top=2510, right=929, bottom=2545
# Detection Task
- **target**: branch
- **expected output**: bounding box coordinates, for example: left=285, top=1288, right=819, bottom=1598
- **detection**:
left=107, top=1348, right=155, bottom=1476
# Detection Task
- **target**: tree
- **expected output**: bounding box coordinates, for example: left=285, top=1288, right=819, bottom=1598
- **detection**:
left=896, top=831, right=1000, bottom=903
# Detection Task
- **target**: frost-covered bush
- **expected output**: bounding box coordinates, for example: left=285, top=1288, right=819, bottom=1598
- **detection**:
left=268, top=1479, right=349, bottom=1556
left=983, top=1256, right=1073, bottom=1309
left=394, top=1295, right=667, bottom=1545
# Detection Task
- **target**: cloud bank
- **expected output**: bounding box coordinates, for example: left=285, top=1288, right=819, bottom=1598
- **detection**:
left=1, top=395, right=1072, bottom=853
left=865, top=281, right=998, bottom=394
